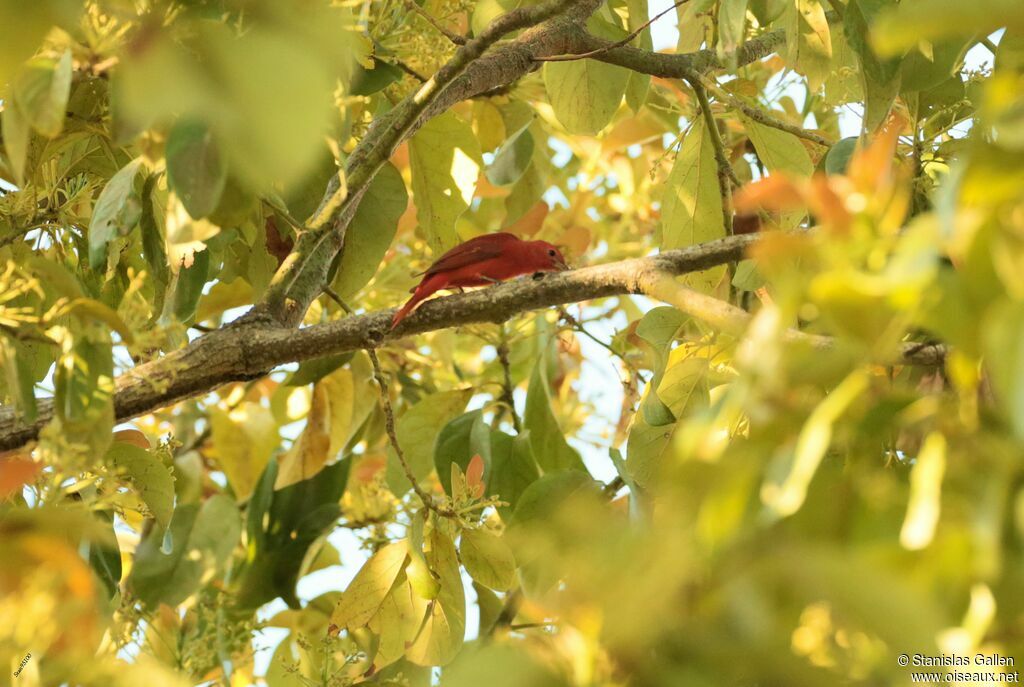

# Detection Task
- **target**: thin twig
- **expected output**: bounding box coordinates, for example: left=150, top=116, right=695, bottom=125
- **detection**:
left=536, top=0, right=689, bottom=62
left=496, top=326, right=522, bottom=433
left=323, top=286, right=460, bottom=518
left=368, top=347, right=459, bottom=519
left=603, top=474, right=625, bottom=497
left=694, top=72, right=835, bottom=147
left=557, top=306, right=639, bottom=377
left=487, top=588, right=523, bottom=637
left=390, top=58, right=428, bottom=82
left=687, top=75, right=740, bottom=238
left=404, top=0, right=467, bottom=45
left=822, top=0, right=845, bottom=19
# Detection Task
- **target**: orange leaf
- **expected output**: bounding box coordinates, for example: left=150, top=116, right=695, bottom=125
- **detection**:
left=113, top=428, right=151, bottom=449
left=466, top=454, right=485, bottom=498
left=559, top=225, right=591, bottom=259
left=733, top=174, right=805, bottom=214
left=476, top=175, right=511, bottom=199
left=806, top=174, right=852, bottom=234
left=847, top=112, right=907, bottom=193
left=503, top=201, right=548, bottom=237
left=0, top=457, right=41, bottom=499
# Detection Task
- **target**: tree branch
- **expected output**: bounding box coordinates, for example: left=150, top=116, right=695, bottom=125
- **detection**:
left=259, top=0, right=599, bottom=328
left=536, top=0, right=689, bottom=62
left=693, top=72, right=835, bottom=147
left=403, top=0, right=467, bottom=46
left=0, top=233, right=947, bottom=452
left=642, top=273, right=945, bottom=363
left=687, top=73, right=741, bottom=236
left=575, top=27, right=788, bottom=77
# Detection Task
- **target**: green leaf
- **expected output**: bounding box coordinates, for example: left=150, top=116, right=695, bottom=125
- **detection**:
left=512, top=471, right=599, bottom=525
left=287, top=353, right=354, bottom=387
left=350, top=58, right=403, bottom=96
left=139, top=174, right=171, bottom=291
left=88, top=157, right=145, bottom=270
left=627, top=353, right=709, bottom=489
left=1, top=98, right=30, bottom=185
left=524, top=359, right=585, bottom=473
left=166, top=119, right=227, bottom=220
left=983, top=301, right=1024, bottom=441
left=762, top=371, right=869, bottom=519
left=405, top=526, right=465, bottom=666
left=236, top=457, right=351, bottom=609
left=0, top=339, right=38, bottom=423
left=490, top=431, right=541, bottom=517
left=624, top=0, right=652, bottom=111
left=732, top=259, right=766, bottom=291
left=872, top=0, right=1024, bottom=56
left=106, top=441, right=175, bottom=531
left=543, top=57, right=629, bottom=135
left=635, top=306, right=687, bottom=427
left=54, top=332, right=115, bottom=457
left=435, top=410, right=483, bottom=496
left=899, top=39, right=969, bottom=93
left=409, top=111, right=482, bottom=253
left=844, top=0, right=903, bottom=130
left=825, top=136, right=859, bottom=175
left=823, top=30, right=864, bottom=106
left=387, top=388, right=473, bottom=493
left=783, top=0, right=832, bottom=90
left=129, top=494, right=241, bottom=607
left=486, top=124, right=534, bottom=187
left=719, top=0, right=749, bottom=62
left=172, top=248, right=210, bottom=323
left=13, top=50, right=72, bottom=138
left=741, top=113, right=813, bottom=229
left=332, top=160, right=408, bottom=299
left=116, top=17, right=356, bottom=193
left=460, top=528, right=517, bottom=591
left=86, top=510, right=122, bottom=600
left=0, top=2, right=79, bottom=88
left=443, top=644, right=566, bottom=687
left=660, top=118, right=725, bottom=292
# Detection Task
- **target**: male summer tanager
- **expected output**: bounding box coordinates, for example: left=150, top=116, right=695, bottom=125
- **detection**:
left=391, top=232, right=569, bottom=329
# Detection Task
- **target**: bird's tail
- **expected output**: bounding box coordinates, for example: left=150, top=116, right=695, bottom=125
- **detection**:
left=391, top=278, right=437, bottom=329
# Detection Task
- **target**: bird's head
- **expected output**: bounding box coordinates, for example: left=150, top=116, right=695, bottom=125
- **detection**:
left=530, top=240, right=569, bottom=272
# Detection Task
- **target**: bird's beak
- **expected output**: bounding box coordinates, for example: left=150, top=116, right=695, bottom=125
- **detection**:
left=555, top=256, right=569, bottom=271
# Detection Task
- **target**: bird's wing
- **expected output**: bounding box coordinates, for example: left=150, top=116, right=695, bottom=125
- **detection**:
left=416, top=232, right=520, bottom=278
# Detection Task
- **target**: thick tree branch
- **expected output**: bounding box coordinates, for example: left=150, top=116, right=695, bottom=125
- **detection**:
left=575, top=28, right=788, bottom=77
left=0, top=10, right=854, bottom=452
left=259, top=0, right=600, bottom=328
left=642, top=273, right=944, bottom=364
left=0, top=234, right=947, bottom=451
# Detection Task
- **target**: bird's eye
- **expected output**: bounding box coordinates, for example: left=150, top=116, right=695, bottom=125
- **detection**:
left=548, top=249, right=557, bottom=257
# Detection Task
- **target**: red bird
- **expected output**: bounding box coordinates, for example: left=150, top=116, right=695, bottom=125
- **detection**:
left=391, top=232, right=569, bottom=329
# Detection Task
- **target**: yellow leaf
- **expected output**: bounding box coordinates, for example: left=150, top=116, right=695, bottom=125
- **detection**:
left=208, top=402, right=278, bottom=501
left=330, top=541, right=409, bottom=632
left=405, top=527, right=465, bottom=666
left=275, top=382, right=332, bottom=489
left=460, top=528, right=517, bottom=592
left=900, top=433, right=947, bottom=550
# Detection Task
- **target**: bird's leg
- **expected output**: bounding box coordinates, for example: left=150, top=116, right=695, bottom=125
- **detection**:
left=475, top=274, right=503, bottom=285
